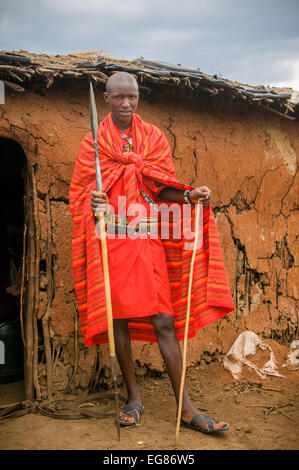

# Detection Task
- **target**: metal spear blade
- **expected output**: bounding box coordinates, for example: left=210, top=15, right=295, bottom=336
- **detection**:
left=89, top=81, right=102, bottom=191
left=89, top=81, right=99, bottom=141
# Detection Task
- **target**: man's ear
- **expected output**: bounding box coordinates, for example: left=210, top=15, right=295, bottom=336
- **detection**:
left=103, top=92, right=109, bottom=103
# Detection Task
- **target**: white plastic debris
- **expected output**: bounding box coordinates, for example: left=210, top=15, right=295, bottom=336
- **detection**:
left=223, top=331, right=285, bottom=380
left=290, top=90, right=299, bottom=104
left=287, top=340, right=299, bottom=366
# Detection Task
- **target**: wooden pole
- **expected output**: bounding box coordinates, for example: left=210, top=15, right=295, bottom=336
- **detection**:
left=261, top=104, right=296, bottom=120
left=42, top=194, right=54, bottom=398
left=175, top=202, right=201, bottom=447
left=19, top=208, right=27, bottom=347
left=24, top=181, right=34, bottom=400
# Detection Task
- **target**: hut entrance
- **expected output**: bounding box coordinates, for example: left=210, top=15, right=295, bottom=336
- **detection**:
left=0, top=138, right=26, bottom=389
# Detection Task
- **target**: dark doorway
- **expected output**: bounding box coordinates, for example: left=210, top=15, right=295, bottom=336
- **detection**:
left=0, top=137, right=26, bottom=384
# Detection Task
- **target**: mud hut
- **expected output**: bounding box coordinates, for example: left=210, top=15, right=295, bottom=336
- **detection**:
left=0, top=50, right=298, bottom=401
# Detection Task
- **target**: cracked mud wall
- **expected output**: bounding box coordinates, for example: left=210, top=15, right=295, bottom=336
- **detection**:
left=0, top=82, right=298, bottom=395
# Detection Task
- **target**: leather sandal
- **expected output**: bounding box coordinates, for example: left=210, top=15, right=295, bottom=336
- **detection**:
left=181, top=412, right=229, bottom=434
left=119, top=403, right=143, bottom=427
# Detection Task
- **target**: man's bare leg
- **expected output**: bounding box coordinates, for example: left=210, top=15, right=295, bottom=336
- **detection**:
left=150, top=313, right=228, bottom=431
left=113, top=318, right=142, bottom=424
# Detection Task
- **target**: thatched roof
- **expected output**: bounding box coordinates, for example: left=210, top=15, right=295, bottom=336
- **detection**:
left=0, top=50, right=298, bottom=120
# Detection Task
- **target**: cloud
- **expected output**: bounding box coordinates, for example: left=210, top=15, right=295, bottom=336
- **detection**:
left=44, top=0, right=147, bottom=19
left=270, top=59, right=299, bottom=90
left=1, top=0, right=299, bottom=87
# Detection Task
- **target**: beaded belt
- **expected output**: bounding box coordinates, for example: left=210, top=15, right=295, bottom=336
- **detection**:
left=105, top=214, right=158, bottom=235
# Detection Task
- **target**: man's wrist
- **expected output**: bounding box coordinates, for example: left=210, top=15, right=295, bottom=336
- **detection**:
left=93, top=204, right=110, bottom=220
left=183, top=190, right=194, bottom=205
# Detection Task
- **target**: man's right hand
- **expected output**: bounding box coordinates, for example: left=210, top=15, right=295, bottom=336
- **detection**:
left=91, top=191, right=109, bottom=217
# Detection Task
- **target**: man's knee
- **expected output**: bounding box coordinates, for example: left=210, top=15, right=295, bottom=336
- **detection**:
left=150, top=313, right=175, bottom=335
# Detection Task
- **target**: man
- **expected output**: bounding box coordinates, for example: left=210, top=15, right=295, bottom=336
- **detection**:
left=69, top=72, right=235, bottom=433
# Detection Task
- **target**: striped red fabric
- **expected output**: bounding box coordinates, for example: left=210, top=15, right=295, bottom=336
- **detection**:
left=69, top=113, right=235, bottom=346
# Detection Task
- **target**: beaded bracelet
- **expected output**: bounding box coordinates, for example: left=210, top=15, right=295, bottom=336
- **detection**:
left=183, top=190, right=193, bottom=205
left=94, top=204, right=110, bottom=220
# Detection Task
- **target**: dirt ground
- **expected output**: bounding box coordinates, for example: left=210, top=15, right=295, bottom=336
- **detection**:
left=0, top=354, right=298, bottom=451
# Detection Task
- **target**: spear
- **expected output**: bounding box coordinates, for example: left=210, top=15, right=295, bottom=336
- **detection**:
left=89, top=81, right=120, bottom=441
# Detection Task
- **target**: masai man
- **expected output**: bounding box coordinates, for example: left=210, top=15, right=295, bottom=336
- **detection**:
left=69, top=71, right=235, bottom=433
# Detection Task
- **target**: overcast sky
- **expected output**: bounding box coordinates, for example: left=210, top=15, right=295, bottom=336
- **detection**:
left=1, top=0, right=299, bottom=89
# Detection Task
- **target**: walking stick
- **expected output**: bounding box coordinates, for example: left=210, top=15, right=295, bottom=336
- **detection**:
left=89, top=81, right=120, bottom=441
left=175, top=201, right=201, bottom=447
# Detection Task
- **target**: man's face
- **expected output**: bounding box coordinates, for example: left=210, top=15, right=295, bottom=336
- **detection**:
left=104, top=81, right=139, bottom=129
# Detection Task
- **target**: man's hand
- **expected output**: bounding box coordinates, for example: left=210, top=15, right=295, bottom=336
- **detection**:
left=159, top=186, right=212, bottom=205
left=189, top=186, right=212, bottom=206
left=91, top=191, right=109, bottom=217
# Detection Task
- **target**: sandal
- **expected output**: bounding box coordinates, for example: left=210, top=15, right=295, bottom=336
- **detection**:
left=181, top=412, right=229, bottom=434
left=119, top=403, right=143, bottom=427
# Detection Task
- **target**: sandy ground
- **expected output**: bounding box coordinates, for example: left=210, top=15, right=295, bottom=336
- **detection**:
left=0, top=358, right=298, bottom=451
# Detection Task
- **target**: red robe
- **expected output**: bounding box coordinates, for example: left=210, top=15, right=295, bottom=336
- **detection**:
left=69, top=113, right=235, bottom=346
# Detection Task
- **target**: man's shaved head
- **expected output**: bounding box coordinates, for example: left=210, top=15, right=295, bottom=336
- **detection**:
left=106, top=71, right=138, bottom=94
left=104, top=71, right=139, bottom=131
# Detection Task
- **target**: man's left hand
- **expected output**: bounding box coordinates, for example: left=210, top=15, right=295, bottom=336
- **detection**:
left=189, top=186, right=212, bottom=206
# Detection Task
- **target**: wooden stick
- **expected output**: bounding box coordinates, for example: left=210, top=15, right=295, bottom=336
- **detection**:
left=261, top=104, right=296, bottom=120
left=261, top=386, right=283, bottom=393
left=92, top=345, right=102, bottom=391
left=200, top=86, right=218, bottom=95
left=65, top=298, right=79, bottom=394
left=41, top=194, right=54, bottom=398
left=19, top=208, right=28, bottom=347
left=8, top=70, right=24, bottom=82
left=175, top=202, right=201, bottom=447
left=88, top=346, right=98, bottom=392
left=0, top=52, right=31, bottom=64
left=277, top=409, right=293, bottom=421
left=31, top=168, right=41, bottom=400
left=24, top=182, right=35, bottom=400
left=2, top=80, right=25, bottom=92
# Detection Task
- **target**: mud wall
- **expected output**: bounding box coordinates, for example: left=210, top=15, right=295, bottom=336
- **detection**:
left=0, top=80, right=298, bottom=396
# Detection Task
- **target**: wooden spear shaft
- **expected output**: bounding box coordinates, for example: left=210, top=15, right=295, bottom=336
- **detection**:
left=175, top=201, right=201, bottom=447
